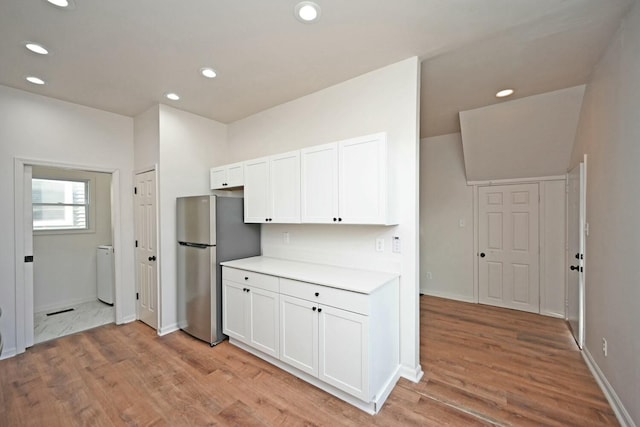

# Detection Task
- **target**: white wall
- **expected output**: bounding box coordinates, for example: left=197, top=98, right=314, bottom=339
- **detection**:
left=420, top=133, right=566, bottom=316
left=32, top=166, right=112, bottom=313
left=569, top=2, right=640, bottom=424
left=460, top=86, right=585, bottom=182
left=0, top=85, right=135, bottom=358
left=227, top=57, right=422, bottom=379
left=134, top=105, right=160, bottom=170
left=156, top=105, right=227, bottom=333
left=419, top=134, right=474, bottom=300
left=540, top=180, right=566, bottom=318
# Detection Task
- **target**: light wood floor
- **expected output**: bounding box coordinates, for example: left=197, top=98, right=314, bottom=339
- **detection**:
left=0, top=296, right=617, bottom=426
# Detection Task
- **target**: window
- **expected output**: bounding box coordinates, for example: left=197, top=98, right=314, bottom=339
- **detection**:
left=32, top=178, right=89, bottom=231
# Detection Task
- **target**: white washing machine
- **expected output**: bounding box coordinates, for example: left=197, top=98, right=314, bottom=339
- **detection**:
left=97, top=245, right=114, bottom=305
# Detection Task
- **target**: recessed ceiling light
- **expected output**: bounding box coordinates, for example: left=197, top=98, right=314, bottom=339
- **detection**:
left=496, top=89, right=514, bottom=98
left=26, top=76, right=46, bottom=85
left=200, top=68, right=217, bottom=79
left=295, top=1, right=321, bottom=23
left=165, top=93, right=180, bottom=101
left=26, top=43, right=49, bottom=55
left=45, top=0, right=74, bottom=8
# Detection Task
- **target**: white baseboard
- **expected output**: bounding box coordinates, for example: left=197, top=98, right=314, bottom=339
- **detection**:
left=35, top=295, right=98, bottom=314
left=420, top=289, right=476, bottom=304
left=582, top=347, right=636, bottom=427
left=399, top=363, right=424, bottom=383
left=158, top=323, right=179, bottom=336
left=0, top=347, right=17, bottom=360
left=540, top=309, right=565, bottom=319
left=117, top=314, right=137, bottom=325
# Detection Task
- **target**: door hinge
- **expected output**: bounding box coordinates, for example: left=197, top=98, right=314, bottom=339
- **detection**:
left=135, top=240, right=138, bottom=247
left=24, top=255, right=34, bottom=263
left=136, top=292, right=139, bottom=300
left=134, top=186, right=137, bottom=195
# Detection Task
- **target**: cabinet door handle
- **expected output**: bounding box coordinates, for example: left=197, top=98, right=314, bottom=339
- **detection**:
left=317, top=308, right=322, bottom=313
left=333, top=218, right=337, bottom=222
left=312, top=307, right=317, bottom=311
left=314, top=292, right=319, bottom=297
left=244, top=277, right=249, bottom=281
left=338, top=218, right=342, bottom=222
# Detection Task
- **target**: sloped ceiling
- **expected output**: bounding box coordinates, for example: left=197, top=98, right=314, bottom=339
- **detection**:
left=459, top=86, right=586, bottom=182
left=0, top=0, right=634, bottom=137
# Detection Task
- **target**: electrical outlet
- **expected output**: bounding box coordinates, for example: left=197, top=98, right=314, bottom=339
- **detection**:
left=459, top=219, right=465, bottom=228
left=602, top=338, right=608, bottom=357
left=283, top=232, right=290, bottom=244
left=375, top=238, right=385, bottom=252
left=426, top=272, right=432, bottom=280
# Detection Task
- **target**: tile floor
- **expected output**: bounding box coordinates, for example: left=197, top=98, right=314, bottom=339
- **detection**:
left=34, top=300, right=115, bottom=344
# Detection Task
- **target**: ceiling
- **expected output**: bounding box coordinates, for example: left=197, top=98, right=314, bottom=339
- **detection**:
left=0, top=0, right=634, bottom=138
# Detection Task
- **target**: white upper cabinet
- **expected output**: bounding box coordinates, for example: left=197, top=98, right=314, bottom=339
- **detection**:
left=244, top=157, right=271, bottom=222
left=300, top=143, right=339, bottom=223
left=244, top=151, right=301, bottom=223
left=301, top=133, right=396, bottom=225
left=210, top=162, right=244, bottom=189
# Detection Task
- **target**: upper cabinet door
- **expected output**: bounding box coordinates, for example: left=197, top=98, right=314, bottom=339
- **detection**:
left=210, top=166, right=227, bottom=190
left=301, top=143, right=339, bottom=223
left=244, top=157, right=271, bottom=223
left=339, top=133, right=393, bottom=225
left=270, top=151, right=301, bottom=223
left=226, top=162, right=244, bottom=188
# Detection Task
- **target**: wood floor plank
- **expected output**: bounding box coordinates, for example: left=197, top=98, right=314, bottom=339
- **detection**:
left=0, top=296, right=618, bottom=426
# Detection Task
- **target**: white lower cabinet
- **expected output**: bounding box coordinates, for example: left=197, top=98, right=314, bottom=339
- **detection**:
left=222, top=271, right=279, bottom=358
left=222, top=263, right=399, bottom=414
left=318, top=305, right=369, bottom=400
left=280, top=293, right=369, bottom=400
left=279, top=294, right=318, bottom=376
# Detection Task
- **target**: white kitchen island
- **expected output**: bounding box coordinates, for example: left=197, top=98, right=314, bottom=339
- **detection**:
left=220, top=256, right=400, bottom=414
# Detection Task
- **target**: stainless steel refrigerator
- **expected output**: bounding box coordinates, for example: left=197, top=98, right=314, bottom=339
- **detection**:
left=177, top=195, right=260, bottom=345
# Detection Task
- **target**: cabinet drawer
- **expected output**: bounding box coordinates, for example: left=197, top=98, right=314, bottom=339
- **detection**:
left=223, top=267, right=279, bottom=293
left=280, top=278, right=369, bottom=315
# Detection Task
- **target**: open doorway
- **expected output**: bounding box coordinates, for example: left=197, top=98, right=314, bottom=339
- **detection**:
left=14, top=158, right=125, bottom=354
left=30, top=165, right=116, bottom=343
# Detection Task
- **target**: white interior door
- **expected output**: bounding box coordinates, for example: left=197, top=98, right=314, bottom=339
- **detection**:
left=134, top=170, right=158, bottom=329
left=478, top=183, right=540, bottom=313
left=567, top=161, right=586, bottom=348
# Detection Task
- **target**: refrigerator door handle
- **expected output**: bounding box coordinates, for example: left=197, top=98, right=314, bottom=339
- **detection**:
left=178, top=242, right=213, bottom=249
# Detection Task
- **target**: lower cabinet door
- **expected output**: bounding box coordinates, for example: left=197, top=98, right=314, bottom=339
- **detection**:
left=318, top=305, right=369, bottom=400
left=248, top=287, right=279, bottom=358
left=222, top=280, right=249, bottom=343
left=279, top=294, right=318, bottom=376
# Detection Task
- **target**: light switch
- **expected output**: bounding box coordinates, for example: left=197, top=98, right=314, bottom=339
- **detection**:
left=392, top=236, right=401, bottom=253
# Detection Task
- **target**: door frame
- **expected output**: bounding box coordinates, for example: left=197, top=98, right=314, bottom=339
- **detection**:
left=566, top=155, right=587, bottom=349
left=472, top=175, right=565, bottom=309
left=13, top=157, right=122, bottom=355
left=133, top=166, right=161, bottom=330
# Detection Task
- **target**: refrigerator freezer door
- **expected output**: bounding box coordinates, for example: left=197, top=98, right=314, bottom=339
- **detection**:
left=177, top=243, right=222, bottom=344
left=177, top=196, right=216, bottom=245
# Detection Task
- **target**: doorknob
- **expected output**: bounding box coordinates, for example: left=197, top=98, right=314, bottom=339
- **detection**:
left=480, top=252, right=486, bottom=258
left=148, top=256, right=156, bottom=261
left=570, top=265, right=579, bottom=271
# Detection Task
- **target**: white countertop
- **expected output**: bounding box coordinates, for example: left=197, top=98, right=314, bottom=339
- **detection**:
left=220, top=256, right=399, bottom=294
